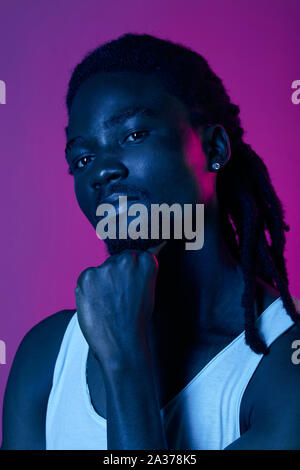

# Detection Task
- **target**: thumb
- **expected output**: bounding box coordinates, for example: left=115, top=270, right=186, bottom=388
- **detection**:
left=147, top=241, right=167, bottom=258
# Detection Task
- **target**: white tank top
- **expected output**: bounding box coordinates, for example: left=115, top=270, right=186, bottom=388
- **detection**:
left=46, top=296, right=296, bottom=450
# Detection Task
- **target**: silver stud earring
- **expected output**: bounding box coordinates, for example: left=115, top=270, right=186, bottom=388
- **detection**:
left=212, top=162, right=220, bottom=171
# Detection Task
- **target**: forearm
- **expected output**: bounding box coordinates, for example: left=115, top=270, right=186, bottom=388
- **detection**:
left=101, top=353, right=168, bottom=450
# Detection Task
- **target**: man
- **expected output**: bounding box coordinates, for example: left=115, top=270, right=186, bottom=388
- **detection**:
left=2, top=33, right=300, bottom=450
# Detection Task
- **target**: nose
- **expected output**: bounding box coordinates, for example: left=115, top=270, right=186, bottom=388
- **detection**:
left=90, top=160, right=129, bottom=190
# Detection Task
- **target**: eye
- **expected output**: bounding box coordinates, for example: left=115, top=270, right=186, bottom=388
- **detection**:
left=124, top=130, right=149, bottom=143
left=74, top=155, right=95, bottom=170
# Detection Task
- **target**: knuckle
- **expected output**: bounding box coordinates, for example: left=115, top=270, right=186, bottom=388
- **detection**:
left=75, top=284, right=81, bottom=296
left=139, top=251, right=157, bottom=269
left=119, top=251, right=136, bottom=265
left=97, top=264, right=113, bottom=282
left=100, top=259, right=112, bottom=272
left=77, top=267, right=95, bottom=286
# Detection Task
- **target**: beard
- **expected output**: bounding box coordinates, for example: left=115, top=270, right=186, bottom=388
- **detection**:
left=102, top=208, right=187, bottom=255
left=102, top=198, right=166, bottom=255
left=94, top=182, right=160, bottom=255
left=104, top=236, right=164, bottom=255
left=94, top=182, right=197, bottom=255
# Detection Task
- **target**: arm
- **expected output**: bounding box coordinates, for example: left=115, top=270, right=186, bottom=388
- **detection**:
left=75, top=249, right=168, bottom=450
left=225, top=324, right=300, bottom=450
left=101, top=350, right=167, bottom=450
left=1, top=310, right=74, bottom=449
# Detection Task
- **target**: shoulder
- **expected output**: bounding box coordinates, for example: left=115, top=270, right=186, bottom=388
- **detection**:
left=241, top=317, right=300, bottom=442
left=4, top=308, right=76, bottom=397
left=8, top=308, right=76, bottom=387
left=226, top=319, right=300, bottom=449
left=18, top=309, right=76, bottom=354
left=244, top=296, right=300, bottom=405
left=1, top=309, right=76, bottom=449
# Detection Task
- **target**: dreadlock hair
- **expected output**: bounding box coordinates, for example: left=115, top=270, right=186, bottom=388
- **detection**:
left=66, top=33, right=299, bottom=354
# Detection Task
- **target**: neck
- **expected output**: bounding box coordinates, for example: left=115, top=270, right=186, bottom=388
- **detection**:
left=151, top=205, right=247, bottom=346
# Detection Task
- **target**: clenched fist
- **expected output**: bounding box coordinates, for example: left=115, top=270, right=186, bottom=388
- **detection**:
left=75, top=250, right=159, bottom=371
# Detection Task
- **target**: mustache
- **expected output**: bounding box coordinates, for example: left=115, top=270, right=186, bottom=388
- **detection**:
left=96, top=182, right=152, bottom=206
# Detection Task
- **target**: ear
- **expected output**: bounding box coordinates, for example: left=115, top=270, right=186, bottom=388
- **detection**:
left=200, top=124, right=231, bottom=172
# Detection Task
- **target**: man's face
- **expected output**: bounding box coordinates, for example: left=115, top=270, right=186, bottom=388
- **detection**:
left=66, top=71, right=213, bottom=253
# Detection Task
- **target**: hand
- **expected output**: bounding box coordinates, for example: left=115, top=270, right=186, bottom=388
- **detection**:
left=75, top=248, right=161, bottom=370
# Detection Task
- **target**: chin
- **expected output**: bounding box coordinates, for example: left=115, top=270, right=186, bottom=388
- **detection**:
left=104, top=237, right=164, bottom=255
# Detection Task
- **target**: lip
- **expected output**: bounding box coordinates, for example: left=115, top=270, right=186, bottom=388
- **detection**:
left=99, top=193, right=140, bottom=205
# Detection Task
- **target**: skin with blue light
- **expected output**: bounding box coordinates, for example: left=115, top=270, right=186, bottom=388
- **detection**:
left=2, top=71, right=300, bottom=450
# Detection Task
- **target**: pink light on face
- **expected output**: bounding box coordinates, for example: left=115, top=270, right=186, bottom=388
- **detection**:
left=182, top=126, right=216, bottom=204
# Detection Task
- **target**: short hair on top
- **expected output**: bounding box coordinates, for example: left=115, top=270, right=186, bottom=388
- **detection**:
left=66, top=33, right=299, bottom=354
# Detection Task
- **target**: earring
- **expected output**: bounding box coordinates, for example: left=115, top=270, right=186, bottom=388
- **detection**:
left=212, top=162, right=221, bottom=171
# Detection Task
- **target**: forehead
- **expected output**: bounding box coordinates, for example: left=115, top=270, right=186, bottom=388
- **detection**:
left=66, top=71, right=190, bottom=137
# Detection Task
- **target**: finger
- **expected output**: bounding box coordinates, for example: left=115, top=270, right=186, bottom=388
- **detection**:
left=147, top=241, right=167, bottom=257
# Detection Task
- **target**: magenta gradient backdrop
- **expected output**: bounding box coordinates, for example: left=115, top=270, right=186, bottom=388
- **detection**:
left=0, top=0, right=299, bottom=445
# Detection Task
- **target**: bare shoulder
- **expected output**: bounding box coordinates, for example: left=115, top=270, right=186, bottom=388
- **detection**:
left=226, top=319, right=300, bottom=449
left=19, top=309, right=76, bottom=351
left=240, top=321, right=300, bottom=434
left=4, top=308, right=76, bottom=398
left=1, top=309, right=76, bottom=449
left=8, top=308, right=76, bottom=382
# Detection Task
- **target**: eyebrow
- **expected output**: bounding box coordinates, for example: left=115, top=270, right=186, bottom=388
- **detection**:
left=65, top=106, right=158, bottom=154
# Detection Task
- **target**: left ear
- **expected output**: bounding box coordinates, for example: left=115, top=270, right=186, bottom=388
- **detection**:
left=201, top=124, right=231, bottom=172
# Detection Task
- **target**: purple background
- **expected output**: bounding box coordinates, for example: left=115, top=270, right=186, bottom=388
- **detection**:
left=0, top=0, right=299, bottom=445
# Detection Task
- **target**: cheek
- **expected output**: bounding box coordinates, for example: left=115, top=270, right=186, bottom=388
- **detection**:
left=135, top=155, right=199, bottom=205
left=74, top=181, right=95, bottom=223
left=182, top=130, right=215, bottom=203
left=127, top=138, right=201, bottom=204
